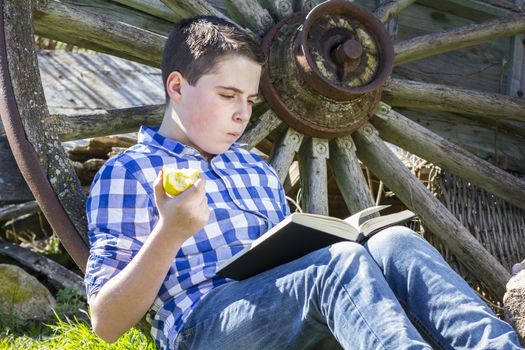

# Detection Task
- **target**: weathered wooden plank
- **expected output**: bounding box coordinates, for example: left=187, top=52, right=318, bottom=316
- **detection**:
left=2, top=0, right=89, bottom=269
left=298, top=137, right=329, bottom=215
left=33, top=0, right=168, bottom=67
left=372, top=102, right=525, bottom=211
left=394, top=14, right=525, bottom=65
left=37, top=50, right=164, bottom=115
left=238, top=109, right=283, bottom=149
left=268, top=127, right=304, bottom=183
left=50, top=105, right=164, bottom=142
left=383, top=78, right=525, bottom=121
left=328, top=136, right=376, bottom=215
left=374, top=0, right=416, bottom=23
left=224, top=0, right=274, bottom=36
left=353, top=122, right=510, bottom=299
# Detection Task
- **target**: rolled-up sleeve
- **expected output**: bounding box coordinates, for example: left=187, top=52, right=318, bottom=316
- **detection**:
left=84, top=159, right=156, bottom=303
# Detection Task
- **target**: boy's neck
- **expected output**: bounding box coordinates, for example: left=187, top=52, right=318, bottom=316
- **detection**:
left=158, top=105, right=213, bottom=161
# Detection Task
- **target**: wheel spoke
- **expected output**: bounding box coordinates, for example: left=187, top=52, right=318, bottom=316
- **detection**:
left=372, top=103, right=525, bottom=211
left=383, top=78, right=525, bottom=122
left=353, top=123, right=509, bottom=299
left=394, top=14, right=525, bottom=66
left=34, top=0, right=167, bottom=67
left=298, top=137, right=329, bottom=215
left=269, top=127, right=304, bottom=183
left=373, top=0, right=416, bottom=23
left=223, top=0, right=274, bottom=36
left=297, top=0, right=326, bottom=12
left=161, top=0, right=228, bottom=20
left=49, top=104, right=164, bottom=141
left=259, top=0, right=294, bottom=21
left=109, top=0, right=180, bottom=23
left=238, top=109, right=283, bottom=149
left=329, top=136, right=376, bottom=214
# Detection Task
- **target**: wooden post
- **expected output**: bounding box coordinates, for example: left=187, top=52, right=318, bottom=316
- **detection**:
left=329, top=136, right=376, bottom=215
left=269, top=127, right=304, bottom=183
left=371, top=102, right=525, bottom=211
left=353, top=122, right=510, bottom=299
left=298, top=137, right=329, bottom=215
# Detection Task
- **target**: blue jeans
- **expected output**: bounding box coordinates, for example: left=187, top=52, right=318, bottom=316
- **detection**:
left=173, top=227, right=522, bottom=349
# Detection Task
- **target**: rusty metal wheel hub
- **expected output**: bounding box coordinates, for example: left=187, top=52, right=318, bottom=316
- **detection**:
left=260, top=0, right=394, bottom=138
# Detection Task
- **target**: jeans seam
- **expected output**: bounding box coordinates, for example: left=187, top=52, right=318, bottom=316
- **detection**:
left=323, top=264, right=390, bottom=350
left=399, top=300, right=448, bottom=350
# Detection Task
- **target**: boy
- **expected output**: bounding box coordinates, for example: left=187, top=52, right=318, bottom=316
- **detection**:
left=84, top=16, right=521, bottom=350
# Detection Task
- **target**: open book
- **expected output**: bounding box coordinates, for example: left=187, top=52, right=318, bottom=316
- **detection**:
left=216, top=205, right=416, bottom=280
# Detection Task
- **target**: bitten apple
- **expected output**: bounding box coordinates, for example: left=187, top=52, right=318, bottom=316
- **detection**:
left=162, top=167, right=200, bottom=196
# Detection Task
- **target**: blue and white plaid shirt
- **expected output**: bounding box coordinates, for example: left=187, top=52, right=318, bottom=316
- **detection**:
left=84, top=126, right=290, bottom=350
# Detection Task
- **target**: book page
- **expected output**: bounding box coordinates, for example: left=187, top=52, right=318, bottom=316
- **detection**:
left=359, top=210, right=416, bottom=236
left=293, top=213, right=360, bottom=240
left=343, top=205, right=391, bottom=230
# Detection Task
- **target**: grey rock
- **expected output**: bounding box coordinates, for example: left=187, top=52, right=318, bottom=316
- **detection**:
left=0, top=264, right=56, bottom=321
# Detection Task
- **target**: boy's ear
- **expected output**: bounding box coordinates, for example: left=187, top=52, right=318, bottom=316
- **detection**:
left=166, top=71, right=184, bottom=103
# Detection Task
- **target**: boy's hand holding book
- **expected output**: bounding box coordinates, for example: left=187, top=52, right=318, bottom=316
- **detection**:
left=153, top=167, right=209, bottom=241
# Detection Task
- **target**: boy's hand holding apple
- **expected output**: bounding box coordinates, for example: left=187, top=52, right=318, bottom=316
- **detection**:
left=153, top=167, right=209, bottom=242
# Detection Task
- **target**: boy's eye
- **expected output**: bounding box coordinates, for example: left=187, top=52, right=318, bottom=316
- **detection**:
left=220, top=94, right=235, bottom=99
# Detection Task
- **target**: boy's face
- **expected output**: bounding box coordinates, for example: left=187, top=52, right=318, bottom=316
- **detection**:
left=166, top=55, right=262, bottom=159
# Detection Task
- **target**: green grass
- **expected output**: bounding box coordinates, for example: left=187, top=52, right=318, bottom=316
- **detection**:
left=0, top=288, right=156, bottom=350
left=0, top=315, right=156, bottom=350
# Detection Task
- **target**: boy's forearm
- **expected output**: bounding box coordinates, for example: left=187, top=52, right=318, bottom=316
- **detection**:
left=90, top=220, right=185, bottom=342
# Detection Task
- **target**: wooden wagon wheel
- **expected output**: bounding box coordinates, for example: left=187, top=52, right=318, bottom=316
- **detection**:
left=1, top=0, right=525, bottom=309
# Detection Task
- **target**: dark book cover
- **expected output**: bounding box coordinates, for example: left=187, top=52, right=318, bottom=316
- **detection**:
left=216, top=219, right=360, bottom=280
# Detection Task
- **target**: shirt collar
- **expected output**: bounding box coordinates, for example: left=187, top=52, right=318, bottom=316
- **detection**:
left=137, top=125, right=247, bottom=158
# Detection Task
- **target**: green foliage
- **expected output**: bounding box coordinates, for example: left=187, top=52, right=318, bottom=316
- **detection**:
left=0, top=287, right=156, bottom=349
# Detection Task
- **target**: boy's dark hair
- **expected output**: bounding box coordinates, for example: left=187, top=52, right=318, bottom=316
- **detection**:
left=161, top=16, right=266, bottom=102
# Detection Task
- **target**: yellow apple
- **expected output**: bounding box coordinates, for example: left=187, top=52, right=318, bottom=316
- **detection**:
left=162, top=167, right=200, bottom=196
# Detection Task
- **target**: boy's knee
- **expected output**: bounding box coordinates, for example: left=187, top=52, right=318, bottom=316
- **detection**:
left=324, top=241, right=369, bottom=269
left=329, top=241, right=368, bottom=258
left=365, top=226, right=425, bottom=260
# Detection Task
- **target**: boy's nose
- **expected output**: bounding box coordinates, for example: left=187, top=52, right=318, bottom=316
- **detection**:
left=233, top=102, right=251, bottom=122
